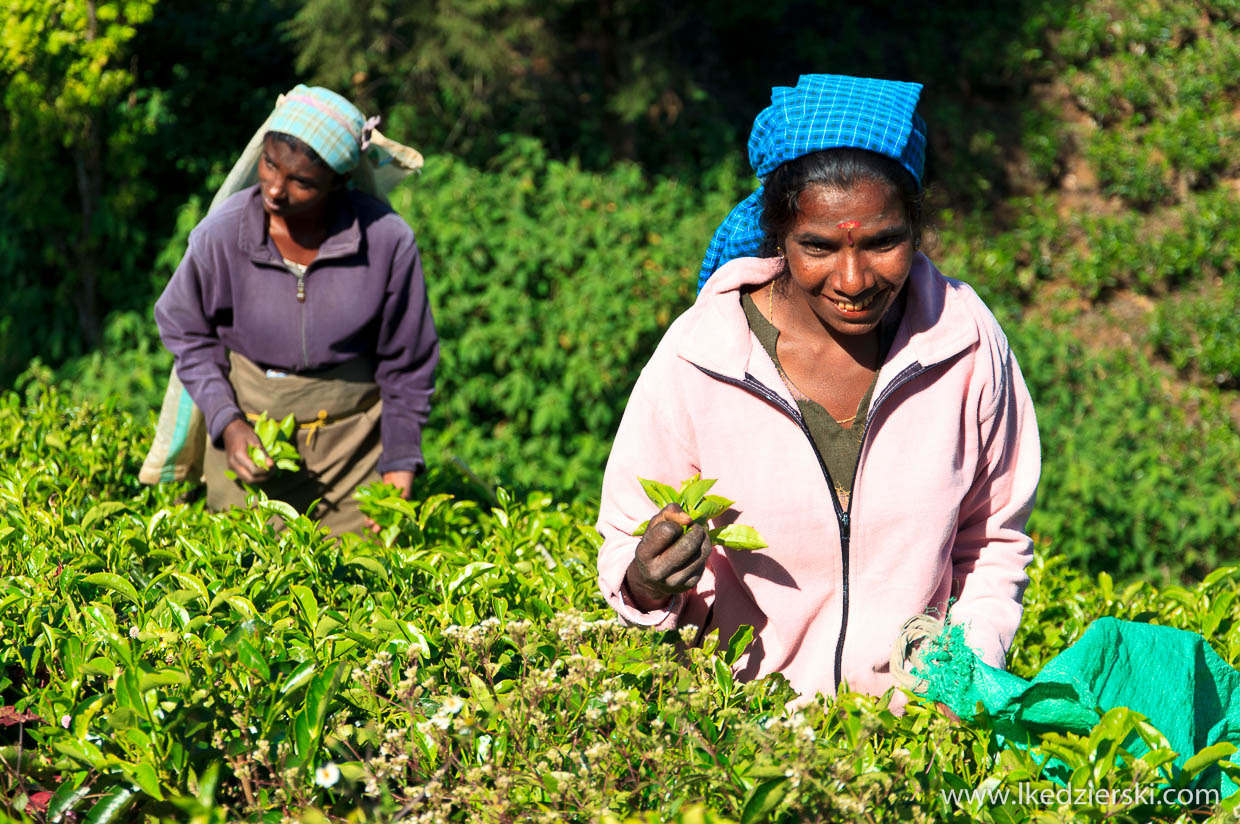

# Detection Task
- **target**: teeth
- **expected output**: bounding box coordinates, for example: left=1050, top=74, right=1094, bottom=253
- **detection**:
left=832, top=293, right=876, bottom=311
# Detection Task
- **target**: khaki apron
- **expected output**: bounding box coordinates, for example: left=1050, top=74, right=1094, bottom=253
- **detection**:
left=204, top=351, right=382, bottom=535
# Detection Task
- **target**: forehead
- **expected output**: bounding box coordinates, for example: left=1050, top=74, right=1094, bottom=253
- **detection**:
left=262, top=135, right=331, bottom=179
left=792, top=180, right=905, bottom=228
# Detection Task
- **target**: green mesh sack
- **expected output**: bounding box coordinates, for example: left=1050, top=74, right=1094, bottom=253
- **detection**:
left=897, top=616, right=1240, bottom=795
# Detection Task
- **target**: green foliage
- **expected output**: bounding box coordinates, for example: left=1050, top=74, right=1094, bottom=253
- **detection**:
left=13, top=0, right=1240, bottom=590
left=392, top=138, right=745, bottom=497
left=938, top=187, right=1240, bottom=304
left=1149, top=280, right=1240, bottom=389
left=0, top=0, right=298, bottom=385
left=0, top=0, right=161, bottom=375
left=50, top=310, right=173, bottom=416
left=288, top=0, right=556, bottom=152
left=4, top=390, right=1240, bottom=820
left=1015, top=320, right=1240, bottom=579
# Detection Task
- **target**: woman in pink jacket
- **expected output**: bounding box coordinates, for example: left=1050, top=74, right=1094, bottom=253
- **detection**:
left=596, top=74, right=1040, bottom=706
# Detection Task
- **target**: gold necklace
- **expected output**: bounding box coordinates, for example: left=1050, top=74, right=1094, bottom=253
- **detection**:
left=767, top=283, right=858, bottom=427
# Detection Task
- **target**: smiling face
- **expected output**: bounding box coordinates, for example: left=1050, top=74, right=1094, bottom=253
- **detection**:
left=257, top=134, right=341, bottom=221
left=779, top=179, right=915, bottom=338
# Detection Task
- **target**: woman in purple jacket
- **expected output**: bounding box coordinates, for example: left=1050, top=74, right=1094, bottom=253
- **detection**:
left=155, top=86, right=438, bottom=534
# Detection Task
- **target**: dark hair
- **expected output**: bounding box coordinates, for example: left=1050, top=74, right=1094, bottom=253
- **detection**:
left=263, top=131, right=341, bottom=178
left=758, top=148, right=926, bottom=257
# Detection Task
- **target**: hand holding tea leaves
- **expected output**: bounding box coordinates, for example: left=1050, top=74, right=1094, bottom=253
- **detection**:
left=223, top=412, right=301, bottom=483
left=632, top=475, right=767, bottom=551
left=625, top=475, right=767, bottom=612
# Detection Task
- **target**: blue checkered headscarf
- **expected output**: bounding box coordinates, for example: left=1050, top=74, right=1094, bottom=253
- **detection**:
left=698, top=74, right=927, bottom=291
left=265, top=85, right=377, bottom=174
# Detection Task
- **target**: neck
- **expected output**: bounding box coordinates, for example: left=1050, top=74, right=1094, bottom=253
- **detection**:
left=775, top=287, right=885, bottom=370
left=269, top=197, right=334, bottom=248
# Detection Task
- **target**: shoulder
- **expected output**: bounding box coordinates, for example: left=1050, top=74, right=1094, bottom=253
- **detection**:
left=922, top=258, right=1017, bottom=417
left=912, top=255, right=1012, bottom=362
left=187, top=186, right=256, bottom=250
left=946, top=275, right=1011, bottom=359
left=348, top=189, right=416, bottom=245
left=633, top=280, right=749, bottom=392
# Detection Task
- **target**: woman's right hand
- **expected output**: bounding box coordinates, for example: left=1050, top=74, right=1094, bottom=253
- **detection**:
left=624, top=504, right=711, bottom=611
left=223, top=418, right=273, bottom=483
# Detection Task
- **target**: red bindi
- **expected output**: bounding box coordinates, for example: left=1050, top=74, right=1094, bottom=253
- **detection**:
left=837, top=220, right=860, bottom=246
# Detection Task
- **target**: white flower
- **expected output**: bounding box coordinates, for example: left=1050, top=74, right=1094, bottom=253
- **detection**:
left=314, top=762, right=341, bottom=788
left=128, top=626, right=139, bottom=638
left=60, top=714, right=71, bottom=729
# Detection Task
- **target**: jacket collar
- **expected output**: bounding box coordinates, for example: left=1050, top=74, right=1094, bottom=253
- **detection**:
left=677, top=253, right=980, bottom=399
left=236, top=185, right=363, bottom=265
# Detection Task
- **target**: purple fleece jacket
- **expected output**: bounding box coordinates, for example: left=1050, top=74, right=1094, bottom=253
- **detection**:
left=154, top=185, right=438, bottom=474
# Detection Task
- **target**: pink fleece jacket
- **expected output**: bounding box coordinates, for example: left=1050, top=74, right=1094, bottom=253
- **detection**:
left=596, top=254, right=1040, bottom=705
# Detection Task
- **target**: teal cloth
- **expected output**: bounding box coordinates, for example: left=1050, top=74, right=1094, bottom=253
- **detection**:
left=918, top=617, right=1240, bottom=795
left=266, top=84, right=369, bottom=174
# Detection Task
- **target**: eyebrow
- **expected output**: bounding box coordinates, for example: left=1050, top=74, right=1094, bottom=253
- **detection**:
left=862, top=227, right=911, bottom=245
left=262, top=151, right=318, bottom=185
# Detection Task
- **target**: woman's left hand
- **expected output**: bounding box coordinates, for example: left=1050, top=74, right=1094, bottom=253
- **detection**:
left=383, top=470, right=414, bottom=498
left=364, top=470, right=415, bottom=533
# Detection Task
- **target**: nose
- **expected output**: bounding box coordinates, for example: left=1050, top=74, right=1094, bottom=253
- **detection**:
left=836, top=249, right=869, bottom=296
left=266, top=173, right=285, bottom=201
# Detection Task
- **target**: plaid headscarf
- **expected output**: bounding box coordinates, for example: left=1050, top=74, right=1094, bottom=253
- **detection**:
left=265, top=85, right=378, bottom=174
left=698, top=74, right=927, bottom=291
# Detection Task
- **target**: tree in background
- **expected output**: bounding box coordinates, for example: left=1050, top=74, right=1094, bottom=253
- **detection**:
left=0, top=0, right=298, bottom=384
left=1, top=0, right=159, bottom=367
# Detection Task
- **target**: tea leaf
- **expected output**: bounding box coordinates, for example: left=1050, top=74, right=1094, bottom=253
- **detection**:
left=712, top=524, right=767, bottom=551
left=724, top=624, right=755, bottom=667
left=638, top=478, right=679, bottom=509
left=1182, top=742, right=1237, bottom=780
left=679, top=475, right=716, bottom=512
left=82, top=572, right=140, bottom=605
left=82, top=785, right=137, bottom=824
left=692, top=495, right=734, bottom=522
left=236, top=639, right=271, bottom=681
left=740, top=776, right=790, bottom=824
left=82, top=501, right=128, bottom=529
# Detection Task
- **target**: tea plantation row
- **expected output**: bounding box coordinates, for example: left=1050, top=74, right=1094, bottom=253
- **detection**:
left=3, top=386, right=1240, bottom=822
left=43, top=133, right=1240, bottom=583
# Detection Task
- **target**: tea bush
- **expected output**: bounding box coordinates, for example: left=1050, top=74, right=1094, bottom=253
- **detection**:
left=1149, top=281, right=1240, bottom=389
left=393, top=139, right=746, bottom=497
left=950, top=0, right=1240, bottom=302
left=4, top=387, right=1240, bottom=822
left=1016, top=320, right=1240, bottom=579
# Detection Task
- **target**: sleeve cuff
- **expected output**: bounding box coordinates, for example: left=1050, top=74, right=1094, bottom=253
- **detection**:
left=606, top=577, right=684, bottom=631
left=377, top=453, right=426, bottom=475
left=207, top=405, right=244, bottom=447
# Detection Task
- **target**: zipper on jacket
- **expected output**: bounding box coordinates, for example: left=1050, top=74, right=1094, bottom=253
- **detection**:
left=293, top=267, right=309, bottom=370
left=299, top=290, right=308, bottom=371
left=694, top=362, right=925, bottom=691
